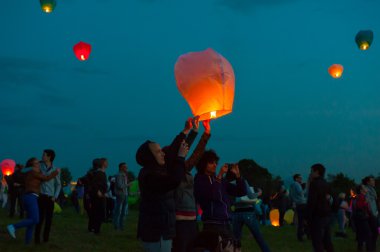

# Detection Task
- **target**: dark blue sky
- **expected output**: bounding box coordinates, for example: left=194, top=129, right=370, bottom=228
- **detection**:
left=1, top=0, right=379, bottom=182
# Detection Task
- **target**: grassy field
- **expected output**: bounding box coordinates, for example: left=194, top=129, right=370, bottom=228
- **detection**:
left=0, top=206, right=362, bottom=251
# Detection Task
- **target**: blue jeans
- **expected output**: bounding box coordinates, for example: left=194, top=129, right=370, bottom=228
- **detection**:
left=13, top=193, right=40, bottom=244
left=113, top=194, right=127, bottom=230
left=142, top=237, right=172, bottom=252
left=232, top=211, right=271, bottom=252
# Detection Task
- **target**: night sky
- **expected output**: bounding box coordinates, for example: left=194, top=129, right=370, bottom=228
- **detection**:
left=1, top=0, right=379, bottom=182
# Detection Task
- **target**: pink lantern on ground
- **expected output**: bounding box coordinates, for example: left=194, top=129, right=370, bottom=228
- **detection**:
left=175, top=48, right=235, bottom=121
left=1, top=159, right=16, bottom=176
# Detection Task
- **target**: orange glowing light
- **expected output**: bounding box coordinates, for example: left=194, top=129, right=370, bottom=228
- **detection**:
left=175, top=48, right=235, bottom=121
left=328, top=64, right=344, bottom=79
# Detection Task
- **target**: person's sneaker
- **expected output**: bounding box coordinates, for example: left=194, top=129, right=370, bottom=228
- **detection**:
left=7, top=225, right=16, bottom=239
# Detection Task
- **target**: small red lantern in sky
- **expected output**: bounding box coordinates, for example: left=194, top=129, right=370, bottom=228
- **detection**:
left=328, top=64, right=344, bottom=79
left=1, top=159, right=16, bottom=176
left=175, top=48, right=235, bottom=121
left=73, top=42, right=92, bottom=61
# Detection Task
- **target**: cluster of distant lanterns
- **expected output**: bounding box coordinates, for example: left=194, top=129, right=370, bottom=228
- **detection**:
left=37, top=0, right=374, bottom=121
left=328, top=30, right=374, bottom=79
left=39, top=0, right=92, bottom=61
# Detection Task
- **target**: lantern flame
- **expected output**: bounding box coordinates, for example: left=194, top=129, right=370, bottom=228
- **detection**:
left=210, top=111, right=217, bottom=118
left=43, top=7, right=52, bottom=13
left=80, top=55, right=86, bottom=61
left=360, top=42, right=369, bottom=50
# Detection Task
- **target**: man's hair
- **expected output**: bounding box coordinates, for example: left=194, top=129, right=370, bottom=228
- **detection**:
left=119, top=162, right=126, bottom=170
left=99, top=158, right=108, bottom=168
left=196, top=150, right=219, bottom=174
left=26, top=157, right=38, bottom=168
left=44, top=149, right=56, bottom=163
left=92, top=158, right=101, bottom=170
left=362, top=175, right=375, bottom=185
left=293, top=174, right=301, bottom=181
left=311, top=163, right=326, bottom=177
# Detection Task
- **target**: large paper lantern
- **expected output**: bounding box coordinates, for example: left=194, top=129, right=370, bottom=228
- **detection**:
left=1, top=159, right=16, bottom=176
left=73, top=42, right=92, bottom=61
left=328, top=64, right=344, bottom=79
left=355, top=30, right=374, bottom=50
left=40, top=0, right=56, bottom=13
left=269, top=209, right=280, bottom=227
left=175, top=48, right=235, bottom=121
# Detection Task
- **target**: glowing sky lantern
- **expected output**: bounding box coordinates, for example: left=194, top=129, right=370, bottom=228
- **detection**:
left=175, top=48, right=235, bottom=121
left=40, top=0, right=56, bottom=13
left=73, top=42, right=92, bottom=61
left=1, top=159, right=16, bottom=176
left=269, top=209, right=280, bottom=227
left=328, top=64, right=344, bottom=79
left=355, top=30, right=374, bottom=51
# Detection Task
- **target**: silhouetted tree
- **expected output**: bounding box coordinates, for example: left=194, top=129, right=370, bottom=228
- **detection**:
left=238, top=159, right=282, bottom=204
left=327, top=172, right=356, bottom=197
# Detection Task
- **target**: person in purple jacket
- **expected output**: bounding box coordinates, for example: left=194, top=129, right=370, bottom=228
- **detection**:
left=193, top=150, right=246, bottom=251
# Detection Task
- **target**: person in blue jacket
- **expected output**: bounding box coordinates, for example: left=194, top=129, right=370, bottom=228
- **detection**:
left=193, top=150, right=246, bottom=251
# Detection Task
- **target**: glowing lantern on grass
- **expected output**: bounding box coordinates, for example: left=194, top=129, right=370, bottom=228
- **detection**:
left=328, top=64, right=344, bottom=79
left=355, top=30, right=374, bottom=50
left=128, top=180, right=140, bottom=205
left=40, top=0, right=56, bottom=13
left=73, top=42, right=92, bottom=61
left=269, top=209, right=280, bottom=227
left=1, top=159, right=16, bottom=176
left=175, top=48, right=235, bottom=121
left=284, top=209, right=294, bottom=224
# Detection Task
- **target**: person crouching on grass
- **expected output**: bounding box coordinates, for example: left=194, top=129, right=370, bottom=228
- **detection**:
left=6, top=157, right=60, bottom=244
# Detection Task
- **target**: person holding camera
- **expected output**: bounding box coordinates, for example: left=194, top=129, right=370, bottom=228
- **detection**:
left=193, top=151, right=246, bottom=251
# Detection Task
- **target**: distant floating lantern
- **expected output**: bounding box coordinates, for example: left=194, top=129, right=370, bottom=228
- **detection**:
left=40, top=0, right=56, bottom=13
left=175, top=48, right=235, bottom=121
left=269, top=209, right=280, bottom=227
left=328, top=64, right=344, bottom=79
left=355, top=30, right=374, bottom=50
left=73, top=42, right=92, bottom=61
left=1, top=159, right=16, bottom=176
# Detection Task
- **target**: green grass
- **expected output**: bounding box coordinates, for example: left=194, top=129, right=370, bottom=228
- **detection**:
left=0, top=206, right=360, bottom=251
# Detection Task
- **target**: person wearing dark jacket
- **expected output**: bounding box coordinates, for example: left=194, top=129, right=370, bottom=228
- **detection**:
left=136, top=130, right=189, bottom=252
left=8, top=164, right=26, bottom=218
left=306, top=163, right=334, bottom=252
left=172, top=118, right=211, bottom=252
left=87, top=158, right=108, bottom=234
left=193, top=150, right=246, bottom=251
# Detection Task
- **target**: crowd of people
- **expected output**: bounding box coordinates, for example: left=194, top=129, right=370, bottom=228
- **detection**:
left=0, top=117, right=379, bottom=252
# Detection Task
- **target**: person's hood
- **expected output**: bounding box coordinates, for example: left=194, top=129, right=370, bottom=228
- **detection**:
left=136, top=140, right=159, bottom=168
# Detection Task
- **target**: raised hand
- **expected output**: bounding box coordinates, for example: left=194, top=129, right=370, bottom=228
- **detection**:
left=183, top=118, right=193, bottom=134
left=177, top=140, right=189, bottom=158
left=230, top=163, right=241, bottom=178
left=217, top=164, right=228, bottom=180
left=202, top=119, right=211, bottom=134
left=192, top=116, right=200, bottom=132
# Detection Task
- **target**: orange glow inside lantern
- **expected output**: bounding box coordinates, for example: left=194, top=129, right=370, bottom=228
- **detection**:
left=269, top=209, right=280, bottom=227
left=40, top=0, right=56, bottom=13
left=1, top=159, right=16, bottom=176
left=328, top=64, right=344, bottom=79
left=73, top=42, right=92, bottom=61
left=175, top=48, right=235, bottom=121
